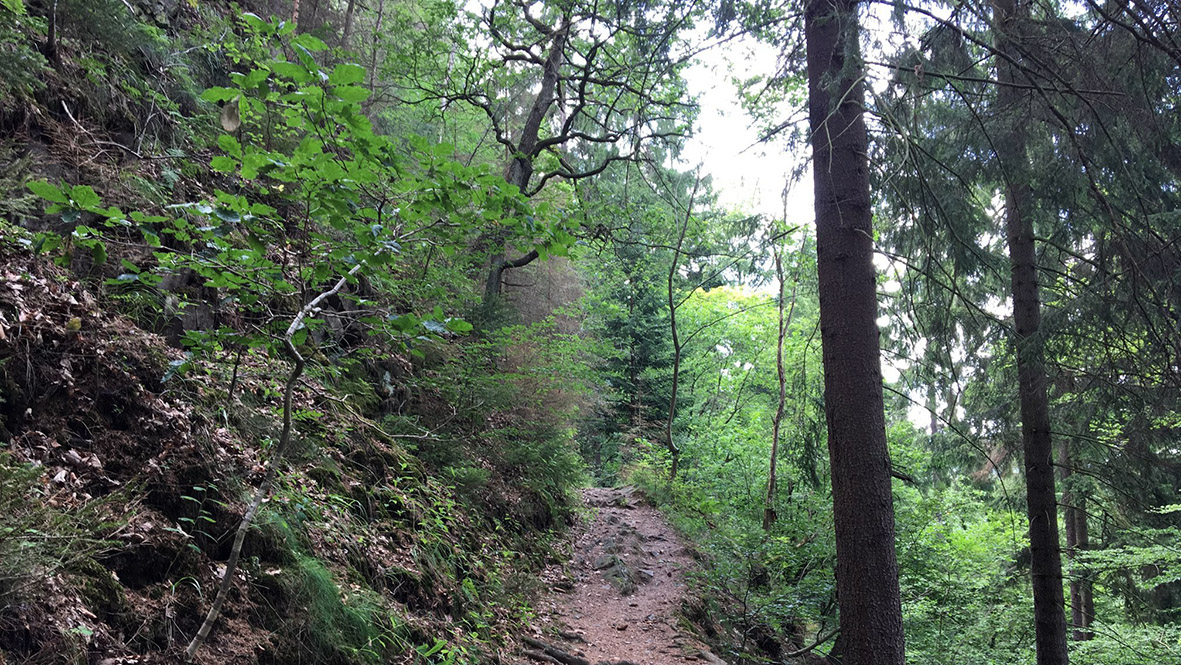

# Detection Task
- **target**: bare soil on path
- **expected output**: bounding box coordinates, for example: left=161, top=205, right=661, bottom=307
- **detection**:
left=519, top=487, right=726, bottom=665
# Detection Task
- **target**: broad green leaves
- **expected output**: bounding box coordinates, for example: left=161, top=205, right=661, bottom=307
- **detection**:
left=27, top=13, right=569, bottom=375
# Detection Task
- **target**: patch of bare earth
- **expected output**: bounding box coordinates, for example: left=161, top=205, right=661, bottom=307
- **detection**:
left=520, top=487, right=726, bottom=665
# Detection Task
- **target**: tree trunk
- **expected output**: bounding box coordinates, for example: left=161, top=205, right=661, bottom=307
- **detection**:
left=993, top=0, right=1070, bottom=662
left=341, top=0, right=357, bottom=46
left=1078, top=493, right=1094, bottom=640
left=483, top=25, right=568, bottom=303
left=805, top=1, right=905, bottom=662
left=1058, top=439, right=1084, bottom=640
left=42, top=0, right=60, bottom=68
left=664, top=189, right=695, bottom=483
left=764, top=244, right=794, bottom=530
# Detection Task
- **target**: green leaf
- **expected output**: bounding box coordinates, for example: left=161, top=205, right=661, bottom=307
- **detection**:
left=217, top=134, right=242, bottom=158
left=27, top=180, right=68, bottom=203
left=240, top=68, right=270, bottom=88
left=445, top=318, right=474, bottom=334
left=417, top=639, right=447, bottom=657
left=210, top=156, right=237, bottom=173
left=270, top=61, right=310, bottom=83
left=292, top=33, right=328, bottom=52
left=389, top=314, right=420, bottom=333
left=333, top=85, right=370, bottom=104
left=329, top=63, right=366, bottom=86
left=32, top=232, right=61, bottom=255
left=200, top=86, right=238, bottom=103
left=241, top=12, right=270, bottom=34
left=163, top=356, right=192, bottom=383
left=70, top=185, right=100, bottom=209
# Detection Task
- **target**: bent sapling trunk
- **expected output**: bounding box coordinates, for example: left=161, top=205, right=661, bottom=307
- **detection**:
left=664, top=176, right=702, bottom=483
left=764, top=239, right=800, bottom=531
left=185, top=264, right=363, bottom=662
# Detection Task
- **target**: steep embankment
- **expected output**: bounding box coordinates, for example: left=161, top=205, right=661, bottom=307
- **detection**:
left=520, top=487, right=726, bottom=665
left=0, top=236, right=579, bottom=664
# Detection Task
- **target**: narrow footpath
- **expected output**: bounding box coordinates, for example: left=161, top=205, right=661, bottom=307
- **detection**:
left=516, top=487, right=727, bottom=665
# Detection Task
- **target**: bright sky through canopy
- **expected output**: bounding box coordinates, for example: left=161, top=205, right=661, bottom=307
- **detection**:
left=680, top=38, right=812, bottom=225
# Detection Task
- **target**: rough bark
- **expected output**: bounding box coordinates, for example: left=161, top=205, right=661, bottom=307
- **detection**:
left=993, top=0, right=1070, bottom=662
left=805, top=0, right=905, bottom=662
left=483, top=23, right=568, bottom=303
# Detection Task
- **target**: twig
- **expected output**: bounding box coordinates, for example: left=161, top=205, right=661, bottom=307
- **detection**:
left=521, top=637, right=589, bottom=665
left=184, top=264, right=362, bottom=662
left=783, top=627, right=839, bottom=658
left=61, top=101, right=143, bottom=160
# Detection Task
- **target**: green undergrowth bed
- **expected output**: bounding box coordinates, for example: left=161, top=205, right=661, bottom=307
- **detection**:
left=625, top=459, right=838, bottom=665
left=0, top=0, right=594, bottom=660
left=0, top=232, right=584, bottom=664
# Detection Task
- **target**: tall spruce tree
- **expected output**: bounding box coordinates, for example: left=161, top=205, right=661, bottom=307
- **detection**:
left=992, top=0, right=1070, bottom=661
left=805, top=0, right=905, bottom=661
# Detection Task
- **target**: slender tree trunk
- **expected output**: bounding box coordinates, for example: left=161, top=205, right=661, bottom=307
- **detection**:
left=1079, top=494, right=1094, bottom=639
left=341, top=0, right=357, bottom=46
left=993, top=0, right=1070, bottom=662
left=805, top=0, right=905, bottom=662
left=362, top=0, right=387, bottom=113
left=42, top=0, right=60, bottom=68
left=628, top=288, right=640, bottom=426
left=664, top=186, right=696, bottom=483
left=1059, top=438, right=1083, bottom=639
left=764, top=244, right=796, bottom=530
left=185, top=265, right=362, bottom=661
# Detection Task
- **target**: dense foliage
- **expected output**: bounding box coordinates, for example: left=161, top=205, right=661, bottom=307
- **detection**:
left=0, top=0, right=1178, bottom=664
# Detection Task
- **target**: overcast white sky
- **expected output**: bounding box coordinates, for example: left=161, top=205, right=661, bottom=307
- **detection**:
left=679, top=36, right=933, bottom=410
left=679, top=39, right=812, bottom=224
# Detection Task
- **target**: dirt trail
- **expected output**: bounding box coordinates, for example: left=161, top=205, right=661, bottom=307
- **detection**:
left=523, top=487, right=726, bottom=665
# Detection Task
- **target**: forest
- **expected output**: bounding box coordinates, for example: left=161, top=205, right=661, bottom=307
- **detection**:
left=0, top=0, right=1178, bottom=664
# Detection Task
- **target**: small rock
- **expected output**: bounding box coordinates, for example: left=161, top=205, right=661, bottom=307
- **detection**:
left=593, top=555, right=620, bottom=570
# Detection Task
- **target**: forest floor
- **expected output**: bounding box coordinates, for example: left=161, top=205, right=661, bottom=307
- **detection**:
left=521, top=486, right=727, bottom=665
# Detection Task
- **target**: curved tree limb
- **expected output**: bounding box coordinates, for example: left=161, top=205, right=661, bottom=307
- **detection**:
left=185, top=263, right=363, bottom=662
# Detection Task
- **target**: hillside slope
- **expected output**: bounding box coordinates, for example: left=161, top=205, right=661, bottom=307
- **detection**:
left=0, top=1, right=590, bottom=663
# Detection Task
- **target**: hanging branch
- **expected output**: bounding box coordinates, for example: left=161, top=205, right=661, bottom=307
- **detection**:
left=185, top=263, right=363, bottom=662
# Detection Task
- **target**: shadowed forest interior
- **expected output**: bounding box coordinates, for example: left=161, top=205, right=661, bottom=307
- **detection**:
left=0, top=1, right=1179, bottom=664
